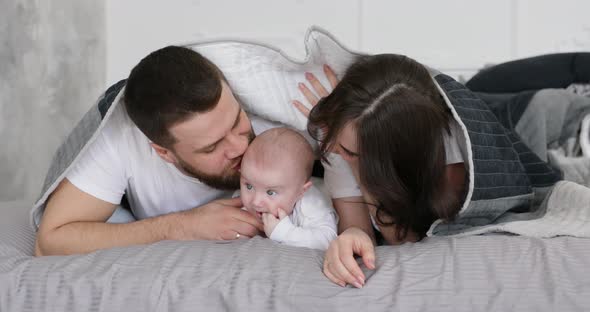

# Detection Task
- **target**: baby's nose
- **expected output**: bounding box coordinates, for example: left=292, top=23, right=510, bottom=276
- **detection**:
left=252, top=194, right=265, bottom=206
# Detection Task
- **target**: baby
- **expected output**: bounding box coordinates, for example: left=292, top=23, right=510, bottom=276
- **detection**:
left=238, top=127, right=338, bottom=250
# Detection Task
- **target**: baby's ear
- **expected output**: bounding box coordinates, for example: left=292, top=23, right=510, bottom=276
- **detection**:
left=297, top=180, right=313, bottom=201
left=302, top=180, right=313, bottom=193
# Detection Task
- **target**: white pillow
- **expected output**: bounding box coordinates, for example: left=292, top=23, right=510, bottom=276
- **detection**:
left=189, top=26, right=360, bottom=131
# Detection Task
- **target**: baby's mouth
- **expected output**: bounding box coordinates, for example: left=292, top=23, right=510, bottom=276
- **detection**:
left=256, top=211, right=263, bottom=219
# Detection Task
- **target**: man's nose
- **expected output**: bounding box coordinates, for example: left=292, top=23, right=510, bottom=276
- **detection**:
left=225, top=132, right=248, bottom=159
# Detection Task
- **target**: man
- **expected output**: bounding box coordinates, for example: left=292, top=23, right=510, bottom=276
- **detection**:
left=35, top=46, right=278, bottom=256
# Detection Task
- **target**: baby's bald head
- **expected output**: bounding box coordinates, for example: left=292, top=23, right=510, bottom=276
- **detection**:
left=243, top=127, right=315, bottom=183
left=240, top=127, right=316, bottom=219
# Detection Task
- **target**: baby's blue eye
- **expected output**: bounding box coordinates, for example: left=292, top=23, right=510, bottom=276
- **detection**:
left=246, top=183, right=253, bottom=190
left=266, top=190, right=276, bottom=196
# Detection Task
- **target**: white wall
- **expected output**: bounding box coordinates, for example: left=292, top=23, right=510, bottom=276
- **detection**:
left=3, top=0, right=589, bottom=202
left=0, top=1, right=105, bottom=202
left=106, top=0, right=590, bottom=85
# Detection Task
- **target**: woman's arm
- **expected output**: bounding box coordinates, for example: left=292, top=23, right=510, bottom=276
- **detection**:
left=333, top=197, right=376, bottom=244
left=294, top=67, right=376, bottom=288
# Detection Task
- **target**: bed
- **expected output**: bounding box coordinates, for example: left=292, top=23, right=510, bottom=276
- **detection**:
left=2, top=200, right=590, bottom=311
left=3, top=28, right=590, bottom=311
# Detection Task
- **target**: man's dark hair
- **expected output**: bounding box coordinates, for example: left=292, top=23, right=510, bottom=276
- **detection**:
left=124, top=46, right=226, bottom=148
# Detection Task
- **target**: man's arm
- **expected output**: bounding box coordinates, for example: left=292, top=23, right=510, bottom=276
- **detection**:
left=35, top=179, right=175, bottom=256
left=35, top=178, right=262, bottom=256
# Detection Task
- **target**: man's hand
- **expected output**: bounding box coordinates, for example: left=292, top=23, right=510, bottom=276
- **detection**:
left=172, top=197, right=264, bottom=241
left=261, top=208, right=288, bottom=237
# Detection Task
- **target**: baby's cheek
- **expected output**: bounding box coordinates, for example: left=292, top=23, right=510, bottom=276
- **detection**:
left=246, top=206, right=257, bottom=215
left=275, top=205, right=289, bottom=218
left=267, top=205, right=279, bottom=218
left=273, top=202, right=287, bottom=218
left=269, top=196, right=294, bottom=217
left=239, top=197, right=254, bottom=213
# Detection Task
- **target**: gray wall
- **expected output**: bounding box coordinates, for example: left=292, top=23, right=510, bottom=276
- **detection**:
left=0, top=1, right=105, bottom=202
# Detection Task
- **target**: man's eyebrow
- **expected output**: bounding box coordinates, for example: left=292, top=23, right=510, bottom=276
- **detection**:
left=194, top=107, right=242, bottom=153
left=340, top=144, right=359, bottom=156
left=231, top=107, right=242, bottom=130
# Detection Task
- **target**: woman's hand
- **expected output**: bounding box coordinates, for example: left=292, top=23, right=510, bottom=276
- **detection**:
left=323, top=227, right=376, bottom=288
left=293, top=65, right=339, bottom=117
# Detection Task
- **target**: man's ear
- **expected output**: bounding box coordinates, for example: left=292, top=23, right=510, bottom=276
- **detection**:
left=150, top=142, right=177, bottom=164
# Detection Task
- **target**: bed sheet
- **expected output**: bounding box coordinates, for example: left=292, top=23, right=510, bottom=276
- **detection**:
left=1, top=201, right=589, bottom=311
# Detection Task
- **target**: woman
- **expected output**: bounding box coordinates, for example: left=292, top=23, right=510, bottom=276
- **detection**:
left=293, top=54, right=467, bottom=289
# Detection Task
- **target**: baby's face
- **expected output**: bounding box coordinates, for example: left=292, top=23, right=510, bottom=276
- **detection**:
left=239, top=157, right=307, bottom=220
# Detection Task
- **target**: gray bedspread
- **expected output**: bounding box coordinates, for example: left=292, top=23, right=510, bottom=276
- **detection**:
left=2, top=201, right=590, bottom=311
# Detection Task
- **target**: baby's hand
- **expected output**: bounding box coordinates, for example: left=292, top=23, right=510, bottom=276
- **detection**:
left=262, top=209, right=288, bottom=237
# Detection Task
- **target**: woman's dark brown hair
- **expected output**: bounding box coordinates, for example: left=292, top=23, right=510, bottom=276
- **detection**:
left=308, top=54, right=461, bottom=240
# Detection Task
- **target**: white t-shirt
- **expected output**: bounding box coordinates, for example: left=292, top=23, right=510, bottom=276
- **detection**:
left=66, top=102, right=280, bottom=220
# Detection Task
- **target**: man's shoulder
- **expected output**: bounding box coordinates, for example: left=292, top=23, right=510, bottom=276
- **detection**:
left=99, top=101, right=147, bottom=146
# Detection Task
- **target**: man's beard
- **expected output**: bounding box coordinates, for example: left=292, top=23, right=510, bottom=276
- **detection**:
left=174, top=130, right=255, bottom=190
left=177, top=157, right=240, bottom=190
